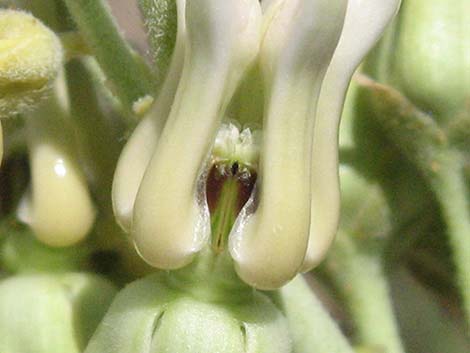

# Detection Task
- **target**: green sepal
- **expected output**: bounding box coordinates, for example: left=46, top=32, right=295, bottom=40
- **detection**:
left=0, top=272, right=117, bottom=353
left=365, top=0, right=470, bottom=122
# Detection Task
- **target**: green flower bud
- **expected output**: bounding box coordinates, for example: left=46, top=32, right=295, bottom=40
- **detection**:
left=85, top=272, right=292, bottom=353
left=0, top=273, right=117, bottom=353
left=0, top=9, right=63, bottom=118
left=368, top=0, right=470, bottom=122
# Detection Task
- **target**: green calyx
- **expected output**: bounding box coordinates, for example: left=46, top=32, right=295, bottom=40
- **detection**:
left=0, top=272, right=117, bottom=353
left=85, top=272, right=292, bottom=353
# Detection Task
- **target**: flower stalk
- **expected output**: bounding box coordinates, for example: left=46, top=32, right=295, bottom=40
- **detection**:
left=63, top=0, right=154, bottom=116
left=278, top=276, right=355, bottom=353
left=327, top=233, right=405, bottom=353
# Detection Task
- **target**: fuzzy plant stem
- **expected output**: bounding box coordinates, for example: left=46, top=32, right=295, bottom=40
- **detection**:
left=355, top=75, right=470, bottom=326
left=63, top=0, right=154, bottom=115
left=137, top=0, right=177, bottom=87
left=327, top=234, right=405, bottom=353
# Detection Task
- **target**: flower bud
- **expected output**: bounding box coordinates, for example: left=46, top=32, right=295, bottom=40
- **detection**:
left=369, top=0, right=469, bottom=122
left=17, top=92, right=96, bottom=247
left=0, top=9, right=63, bottom=118
left=0, top=273, right=117, bottom=353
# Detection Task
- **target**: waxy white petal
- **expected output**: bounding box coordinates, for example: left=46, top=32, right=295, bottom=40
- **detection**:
left=20, top=95, right=95, bottom=247
left=132, top=0, right=262, bottom=269
left=230, top=0, right=347, bottom=289
left=112, top=0, right=186, bottom=232
left=302, top=0, right=401, bottom=271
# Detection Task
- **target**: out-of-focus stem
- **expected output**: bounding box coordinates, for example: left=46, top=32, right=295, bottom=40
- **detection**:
left=63, top=0, right=154, bottom=115
left=430, top=151, right=470, bottom=327
left=60, top=32, right=91, bottom=61
left=66, top=59, right=122, bottom=194
left=326, top=233, right=405, bottom=353
left=278, top=275, right=355, bottom=353
left=355, top=76, right=470, bottom=326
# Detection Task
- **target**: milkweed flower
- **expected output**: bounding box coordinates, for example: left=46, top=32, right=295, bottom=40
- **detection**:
left=87, top=0, right=400, bottom=351
left=112, top=0, right=400, bottom=290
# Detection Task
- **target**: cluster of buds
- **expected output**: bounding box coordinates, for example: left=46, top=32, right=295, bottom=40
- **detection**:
left=0, top=0, right=402, bottom=352
left=0, top=7, right=111, bottom=353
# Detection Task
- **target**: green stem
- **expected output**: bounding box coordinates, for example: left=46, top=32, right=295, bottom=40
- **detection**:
left=63, top=0, right=154, bottom=115
left=60, top=32, right=91, bottom=60
left=326, top=233, right=405, bottom=353
left=138, top=0, right=177, bottom=86
left=15, top=0, right=71, bottom=31
left=66, top=59, right=122, bottom=194
left=278, top=276, right=355, bottom=353
left=429, top=151, right=470, bottom=326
